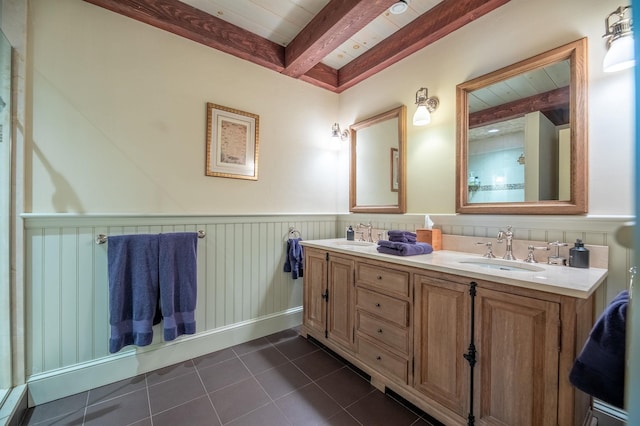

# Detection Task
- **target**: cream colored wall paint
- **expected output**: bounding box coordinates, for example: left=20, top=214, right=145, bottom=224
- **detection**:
left=30, top=0, right=344, bottom=214
left=338, top=0, right=634, bottom=216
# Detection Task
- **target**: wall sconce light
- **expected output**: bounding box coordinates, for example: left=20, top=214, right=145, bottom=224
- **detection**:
left=412, top=87, right=439, bottom=126
left=331, top=123, right=349, bottom=141
left=603, top=5, right=635, bottom=72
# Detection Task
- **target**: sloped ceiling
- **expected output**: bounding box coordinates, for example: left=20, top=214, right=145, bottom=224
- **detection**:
left=83, top=0, right=511, bottom=93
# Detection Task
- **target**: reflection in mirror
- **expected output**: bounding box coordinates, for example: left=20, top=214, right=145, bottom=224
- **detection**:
left=457, top=38, right=587, bottom=214
left=350, top=105, right=406, bottom=213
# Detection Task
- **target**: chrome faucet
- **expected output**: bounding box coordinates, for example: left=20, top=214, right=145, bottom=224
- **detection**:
left=357, top=222, right=373, bottom=242
left=497, top=225, right=516, bottom=260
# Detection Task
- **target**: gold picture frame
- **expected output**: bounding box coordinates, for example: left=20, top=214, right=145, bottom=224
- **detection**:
left=206, top=102, right=259, bottom=180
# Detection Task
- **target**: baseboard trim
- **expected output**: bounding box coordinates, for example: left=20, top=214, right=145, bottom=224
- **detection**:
left=27, top=308, right=302, bottom=406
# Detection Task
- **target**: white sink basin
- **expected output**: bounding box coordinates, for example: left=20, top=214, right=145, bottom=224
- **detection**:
left=334, top=240, right=376, bottom=247
left=458, top=258, right=544, bottom=272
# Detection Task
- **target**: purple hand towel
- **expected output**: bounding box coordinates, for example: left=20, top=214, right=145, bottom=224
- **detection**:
left=569, top=290, right=628, bottom=408
left=387, top=230, right=417, bottom=243
left=377, top=240, right=433, bottom=256
left=284, top=238, right=304, bottom=279
left=159, top=232, right=199, bottom=341
left=107, top=234, right=159, bottom=353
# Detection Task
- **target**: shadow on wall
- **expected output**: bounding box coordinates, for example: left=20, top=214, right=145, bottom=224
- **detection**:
left=32, top=142, right=85, bottom=213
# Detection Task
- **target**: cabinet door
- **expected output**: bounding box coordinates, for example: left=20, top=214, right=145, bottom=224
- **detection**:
left=413, top=274, right=470, bottom=417
left=303, top=249, right=327, bottom=336
left=476, top=288, right=560, bottom=426
left=327, top=255, right=355, bottom=349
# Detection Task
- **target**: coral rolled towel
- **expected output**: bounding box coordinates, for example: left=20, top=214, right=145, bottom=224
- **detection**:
left=376, top=240, right=433, bottom=256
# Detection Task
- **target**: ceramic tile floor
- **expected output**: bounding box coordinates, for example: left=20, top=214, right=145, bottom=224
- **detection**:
left=21, top=327, right=443, bottom=426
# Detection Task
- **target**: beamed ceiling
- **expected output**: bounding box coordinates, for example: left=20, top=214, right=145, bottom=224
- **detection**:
left=82, top=0, right=511, bottom=93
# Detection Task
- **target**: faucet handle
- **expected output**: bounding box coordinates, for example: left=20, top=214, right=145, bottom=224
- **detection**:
left=523, top=245, right=549, bottom=263
left=476, top=241, right=496, bottom=258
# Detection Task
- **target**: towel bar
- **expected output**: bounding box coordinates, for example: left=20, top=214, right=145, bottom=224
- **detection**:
left=284, top=227, right=302, bottom=242
left=96, top=230, right=206, bottom=245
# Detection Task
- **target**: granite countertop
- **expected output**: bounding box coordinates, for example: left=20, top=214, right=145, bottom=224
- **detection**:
left=301, top=238, right=608, bottom=299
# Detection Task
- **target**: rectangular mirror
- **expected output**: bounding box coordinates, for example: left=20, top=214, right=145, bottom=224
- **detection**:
left=456, top=38, right=588, bottom=214
left=350, top=105, right=407, bottom=213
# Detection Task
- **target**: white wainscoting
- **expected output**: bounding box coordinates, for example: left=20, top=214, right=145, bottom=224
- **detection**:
left=23, top=213, right=633, bottom=405
left=23, top=214, right=341, bottom=405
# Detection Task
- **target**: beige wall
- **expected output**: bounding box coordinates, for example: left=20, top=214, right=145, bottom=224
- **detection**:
left=29, top=0, right=344, bottom=214
left=29, top=0, right=634, bottom=217
left=339, top=0, right=634, bottom=216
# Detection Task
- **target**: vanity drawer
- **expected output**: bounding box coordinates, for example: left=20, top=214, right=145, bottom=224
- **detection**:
left=356, top=263, right=409, bottom=297
left=357, top=311, right=409, bottom=355
left=357, top=336, right=408, bottom=383
left=356, top=288, right=409, bottom=327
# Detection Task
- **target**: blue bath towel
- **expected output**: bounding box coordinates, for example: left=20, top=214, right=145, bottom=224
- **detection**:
left=284, top=238, right=304, bottom=279
left=387, top=230, right=417, bottom=243
left=107, top=234, right=159, bottom=353
left=569, top=290, right=628, bottom=408
left=159, top=232, right=199, bottom=341
left=377, top=240, right=433, bottom=256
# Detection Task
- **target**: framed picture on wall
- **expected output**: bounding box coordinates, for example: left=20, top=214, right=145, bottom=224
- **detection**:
left=206, top=102, right=259, bottom=180
left=390, top=147, right=399, bottom=192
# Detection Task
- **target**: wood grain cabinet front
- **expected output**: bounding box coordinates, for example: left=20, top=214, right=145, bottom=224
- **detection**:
left=302, top=248, right=594, bottom=426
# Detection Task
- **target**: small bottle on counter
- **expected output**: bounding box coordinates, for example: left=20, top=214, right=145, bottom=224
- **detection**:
left=346, top=226, right=354, bottom=241
left=569, top=239, right=589, bottom=268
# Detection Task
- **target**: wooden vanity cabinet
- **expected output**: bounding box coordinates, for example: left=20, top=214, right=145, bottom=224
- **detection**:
left=302, top=248, right=355, bottom=350
left=355, top=262, right=412, bottom=385
left=302, top=248, right=594, bottom=426
left=413, top=273, right=470, bottom=418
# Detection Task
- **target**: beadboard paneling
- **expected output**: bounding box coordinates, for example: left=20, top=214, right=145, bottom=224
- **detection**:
left=23, top=214, right=337, bottom=378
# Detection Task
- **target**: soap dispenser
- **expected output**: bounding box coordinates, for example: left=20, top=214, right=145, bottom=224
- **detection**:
left=569, top=239, right=589, bottom=268
left=346, top=226, right=355, bottom=241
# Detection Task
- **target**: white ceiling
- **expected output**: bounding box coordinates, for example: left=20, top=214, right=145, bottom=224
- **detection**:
left=180, top=0, right=443, bottom=69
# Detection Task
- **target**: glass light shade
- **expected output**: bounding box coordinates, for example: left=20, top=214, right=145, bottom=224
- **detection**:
left=413, top=105, right=431, bottom=126
left=604, top=35, right=635, bottom=72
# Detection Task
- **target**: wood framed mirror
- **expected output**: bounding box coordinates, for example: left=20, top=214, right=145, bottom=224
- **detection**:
left=456, top=38, right=588, bottom=214
left=350, top=105, right=407, bottom=213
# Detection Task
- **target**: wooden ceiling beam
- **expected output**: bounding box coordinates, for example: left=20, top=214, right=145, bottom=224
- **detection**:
left=469, top=86, right=570, bottom=128
left=282, top=0, right=397, bottom=78
left=336, top=0, right=511, bottom=92
left=83, top=0, right=286, bottom=71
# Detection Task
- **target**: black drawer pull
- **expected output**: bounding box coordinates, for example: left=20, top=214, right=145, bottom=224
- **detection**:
left=375, top=303, right=381, bottom=308
left=376, top=356, right=382, bottom=361
left=377, top=328, right=383, bottom=334
left=377, top=275, right=383, bottom=280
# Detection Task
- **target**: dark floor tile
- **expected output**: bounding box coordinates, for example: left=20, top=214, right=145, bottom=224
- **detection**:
left=346, top=391, right=418, bottom=426
left=209, top=377, right=271, bottom=424
left=274, top=336, right=320, bottom=360
left=24, top=392, right=87, bottom=425
left=254, top=362, right=312, bottom=399
left=412, top=417, right=437, bottom=426
left=152, top=395, right=220, bottom=426
left=84, top=388, right=149, bottom=426
left=148, top=371, right=206, bottom=414
left=232, top=337, right=272, bottom=356
left=192, top=347, right=236, bottom=370
left=316, top=366, right=375, bottom=408
left=292, top=349, right=344, bottom=380
left=198, top=357, right=252, bottom=393
left=128, top=418, right=152, bottom=426
left=145, top=360, right=196, bottom=386
left=320, top=410, right=361, bottom=426
left=226, top=402, right=291, bottom=426
left=23, top=409, right=84, bottom=426
left=87, top=375, right=146, bottom=405
left=275, top=383, right=342, bottom=425
left=240, top=346, right=288, bottom=374
left=265, top=328, right=300, bottom=345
